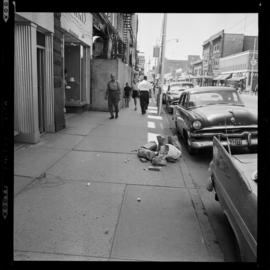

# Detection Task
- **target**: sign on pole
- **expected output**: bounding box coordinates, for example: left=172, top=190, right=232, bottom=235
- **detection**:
left=153, top=46, right=160, bottom=58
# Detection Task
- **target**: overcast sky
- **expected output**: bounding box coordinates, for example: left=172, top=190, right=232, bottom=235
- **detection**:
left=137, top=13, right=258, bottom=71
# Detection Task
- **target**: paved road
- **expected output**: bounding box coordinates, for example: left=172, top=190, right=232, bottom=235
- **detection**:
left=162, top=92, right=258, bottom=261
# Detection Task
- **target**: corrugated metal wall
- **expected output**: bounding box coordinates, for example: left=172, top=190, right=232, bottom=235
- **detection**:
left=14, top=24, right=36, bottom=135
left=14, top=22, right=55, bottom=143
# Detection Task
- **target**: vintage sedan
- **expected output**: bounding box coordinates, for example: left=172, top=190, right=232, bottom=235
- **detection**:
left=207, top=137, right=257, bottom=261
left=163, top=81, right=194, bottom=107
left=173, top=86, right=257, bottom=154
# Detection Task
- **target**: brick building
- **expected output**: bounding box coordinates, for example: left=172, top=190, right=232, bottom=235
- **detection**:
left=202, top=30, right=258, bottom=78
left=219, top=50, right=258, bottom=91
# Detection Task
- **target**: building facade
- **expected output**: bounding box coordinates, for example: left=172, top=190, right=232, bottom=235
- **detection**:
left=137, top=53, right=145, bottom=71
left=187, top=55, right=201, bottom=74
left=202, top=30, right=258, bottom=78
left=163, top=58, right=189, bottom=77
left=60, top=13, right=92, bottom=113
left=91, top=13, right=138, bottom=111
left=219, top=50, right=258, bottom=91
left=14, top=12, right=55, bottom=143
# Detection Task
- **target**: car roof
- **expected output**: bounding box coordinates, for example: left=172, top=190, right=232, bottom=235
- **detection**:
left=183, top=86, right=236, bottom=94
left=170, top=81, right=193, bottom=85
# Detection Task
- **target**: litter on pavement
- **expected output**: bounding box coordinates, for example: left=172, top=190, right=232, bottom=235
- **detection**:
left=137, top=135, right=182, bottom=168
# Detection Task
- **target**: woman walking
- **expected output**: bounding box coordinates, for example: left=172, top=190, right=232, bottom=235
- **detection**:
left=132, top=79, right=140, bottom=111
left=123, top=82, right=132, bottom=108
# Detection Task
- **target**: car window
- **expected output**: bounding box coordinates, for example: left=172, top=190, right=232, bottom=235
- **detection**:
left=183, top=93, right=189, bottom=108
left=170, top=85, right=184, bottom=91
left=180, top=83, right=194, bottom=88
left=179, top=93, right=186, bottom=106
left=189, top=90, right=244, bottom=107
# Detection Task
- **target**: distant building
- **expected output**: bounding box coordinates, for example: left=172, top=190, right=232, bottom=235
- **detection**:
left=219, top=50, right=258, bottom=91
left=163, top=58, right=189, bottom=78
left=192, top=59, right=203, bottom=76
left=137, top=53, right=145, bottom=71
left=202, top=30, right=258, bottom=78
left=187, top=55, right=201, bottom=73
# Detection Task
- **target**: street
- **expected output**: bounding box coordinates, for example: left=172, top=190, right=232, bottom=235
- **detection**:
left=163, top=91, right=258, bottom=261
left=13, top=93, right=258, bottom=261
left=9, top=12, right=259, bottom=263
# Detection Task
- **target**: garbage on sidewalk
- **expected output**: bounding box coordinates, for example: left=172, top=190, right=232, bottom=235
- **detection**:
left=148, top=166, right=161, bottom=171
left=141, top=141, right=158, bottom=151
left=137, top=135, right=182, bottom=168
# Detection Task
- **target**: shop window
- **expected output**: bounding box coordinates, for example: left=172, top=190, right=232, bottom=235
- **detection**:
left=37, top=31, right=45, bottom=47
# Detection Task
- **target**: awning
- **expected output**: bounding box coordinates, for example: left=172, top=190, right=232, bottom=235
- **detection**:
left=228, top=76, right=246, bottom=81
left=213, top=73, right=232, bottom=80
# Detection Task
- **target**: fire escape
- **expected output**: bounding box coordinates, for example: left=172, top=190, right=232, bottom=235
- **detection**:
left=122, top=13, right=133, bottom=65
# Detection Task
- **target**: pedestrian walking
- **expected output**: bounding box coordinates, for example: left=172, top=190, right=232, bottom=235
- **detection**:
left=132, top=79, right=140, bottom=111
left=105, top=74, right=121, bottom=119
left=123, top=82, right=132, bottom=108
left=138, top=75, right=152, bottom=115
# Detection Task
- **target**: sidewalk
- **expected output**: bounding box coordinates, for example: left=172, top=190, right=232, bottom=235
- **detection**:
left=14, top=99, right=223, bottom=261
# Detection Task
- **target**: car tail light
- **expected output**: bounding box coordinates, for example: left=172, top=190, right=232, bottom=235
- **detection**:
left=192, top=120, right=202, bottom=130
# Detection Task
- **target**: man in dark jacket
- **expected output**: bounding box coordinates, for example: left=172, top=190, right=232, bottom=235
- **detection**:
left=105, top=74, right=121, bottom=119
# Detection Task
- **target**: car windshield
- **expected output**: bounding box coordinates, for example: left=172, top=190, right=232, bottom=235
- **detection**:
left=169, top=84, right=192, bottom=92
left=180, top=83, right=193, bottom=88
left=189, top=90, right=244, bottom=107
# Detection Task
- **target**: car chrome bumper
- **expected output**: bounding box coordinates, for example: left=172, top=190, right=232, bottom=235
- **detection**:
left=190, top=138, right=257, bottom=149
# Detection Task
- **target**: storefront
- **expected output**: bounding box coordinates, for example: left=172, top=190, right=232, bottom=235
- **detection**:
left=60, top=13, right=92, bottom=112
left=14, top=13, right=54, bottom=143
left=219, top=50, right=258, bottom=92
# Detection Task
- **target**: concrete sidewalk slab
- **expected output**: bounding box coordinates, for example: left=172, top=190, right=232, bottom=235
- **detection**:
left=74, top=136, right=144, bottom=153
left=65, top=111, right=108, bottom=125
left=47, top=151, right=185, bottom=188
left=38, top=133, right=85, bottom=150
left=14, top=147, right=68, bottom=178
left=86, top=123, right=148, bottom=141
left=14, top=251, right=107, bottom=261
left=14, top=175, right=35, bottom=196
left=14, top=178, right=125, bottom=258
left=110, top=185, right=212, bottom=261
left=58, top=124, right=99, bottom=136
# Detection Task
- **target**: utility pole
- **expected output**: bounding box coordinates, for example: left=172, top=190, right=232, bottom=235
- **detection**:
left=158, top=13, right=167, bottom=115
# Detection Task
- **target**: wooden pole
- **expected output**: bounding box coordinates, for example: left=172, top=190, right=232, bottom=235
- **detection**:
left=158, top=13, right=167, bottom=115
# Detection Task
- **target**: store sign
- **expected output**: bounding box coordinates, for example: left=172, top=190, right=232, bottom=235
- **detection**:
left=61, top=13, right=92, bottom=46
left=153, top=46, right=160, bottom=58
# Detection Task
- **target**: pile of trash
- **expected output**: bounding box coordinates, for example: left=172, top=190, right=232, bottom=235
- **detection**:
left=137, top=135, right=182, bottom=167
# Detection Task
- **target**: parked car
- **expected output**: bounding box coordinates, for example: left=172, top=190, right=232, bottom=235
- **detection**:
left=162, top=83, right=170, bottom=104
left=207, top=136, right=257, bottom=261
left=165, top=81, right=194, bottom=113
left=173, top=86, right=257, bottom=154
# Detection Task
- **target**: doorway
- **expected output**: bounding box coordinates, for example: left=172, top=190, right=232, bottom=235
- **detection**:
left=37, top=47, right=46, bottom=133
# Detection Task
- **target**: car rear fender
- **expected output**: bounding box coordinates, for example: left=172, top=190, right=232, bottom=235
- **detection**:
left=223, top=209, right=244, bottom=261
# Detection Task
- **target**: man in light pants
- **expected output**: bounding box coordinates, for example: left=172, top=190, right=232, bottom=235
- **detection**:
left=138, top=76, right=152, bottom=115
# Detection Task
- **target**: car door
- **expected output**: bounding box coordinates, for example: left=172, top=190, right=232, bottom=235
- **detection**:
left=180, top=92, right=192, bottom=132
left=175, top=93, right=187, bottom=136
left=211, top=138, right=257, bottom=260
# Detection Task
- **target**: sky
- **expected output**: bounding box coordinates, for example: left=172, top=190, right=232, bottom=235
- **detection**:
left=137, top=13, right=258, bottom=72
